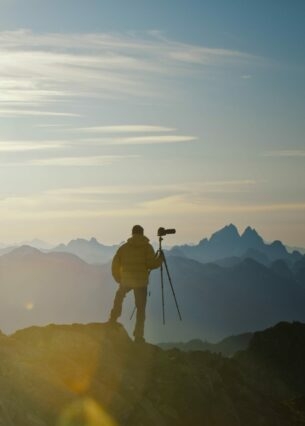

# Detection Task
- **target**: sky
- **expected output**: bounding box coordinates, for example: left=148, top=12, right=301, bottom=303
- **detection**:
left=0, top=0, right=305, bottom=247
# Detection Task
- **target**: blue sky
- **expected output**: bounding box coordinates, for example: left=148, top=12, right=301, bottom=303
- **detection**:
left=0, top=0, right=304, bottom=246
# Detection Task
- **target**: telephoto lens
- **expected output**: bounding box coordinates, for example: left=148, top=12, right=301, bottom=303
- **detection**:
left=157, top=227, right=176, bottom=237
left=165, top=229, right=176, bottom=235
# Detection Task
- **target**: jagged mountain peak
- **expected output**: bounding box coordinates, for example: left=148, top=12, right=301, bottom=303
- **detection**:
left=168, top=224, right=299, bottom=265
left=268, top=240, right=288, bottom=259
left=65, top=237, right=113, bottom=249
left=209, top=223, right=240, bottom=243
left=52, top=236, right=118, bottom=265
left=270, top=240, right=286, bottom=249
left=242, top=226, right=259, bottom=237
left=198, top=237, right=208, bottom=247
left=241, top=226, right=264, bottom=245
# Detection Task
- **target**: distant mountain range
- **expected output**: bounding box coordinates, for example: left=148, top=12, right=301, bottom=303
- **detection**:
left=146, top=254, right=305, bottom=342
left=0, top=237, right=119, bottom=264
left=0, top=245, right=114, bottom=334
left=158, top=332, right=253, bottom=356
left=0, top=241, right=305, bottom=342
left=52, top=237, right=119, bottom=264
left=169, top=224, right=303, bottom=266
left=0, top=224, right=304, bottom=266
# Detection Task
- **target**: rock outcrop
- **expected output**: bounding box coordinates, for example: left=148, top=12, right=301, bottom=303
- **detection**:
left=0, top=322, right=304, bottom=425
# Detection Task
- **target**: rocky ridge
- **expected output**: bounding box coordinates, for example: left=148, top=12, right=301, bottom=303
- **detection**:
left=0, top=322, right=304, bottom=425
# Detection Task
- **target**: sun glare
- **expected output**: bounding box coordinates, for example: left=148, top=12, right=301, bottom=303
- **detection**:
left=58, top=398, right=117, bottom=426
left=25, top=302, right=34, bottom=310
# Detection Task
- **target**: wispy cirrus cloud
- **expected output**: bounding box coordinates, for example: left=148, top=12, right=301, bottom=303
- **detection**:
left=0, top=108, right=79, bottom=117
left=81, top=135, right=197, bottom=145
left=0, top=29, right=256, bottom=116
left=264, top=150, right=305, bottom=157
left=141, top=195, right=305, bottom=216
left=0, top=29, right=252, bottom=64
left=67, top=124, right=197, bottom=145
left=241, top=74, right=252, bottom=79
left=74, top=125, right=175, bottom=133
left=2, top=155, right=137, bottom=167
left=3, top=180, right=256, bottom=202
left=2, top=180, right=305, bottom=223
left=0, top=121, right=196, bottom=165
left=0, top=140, right=63, bottom=152
left=0, top=180, right=257, bottom=214
left=30, top=155, right=138, bottom=167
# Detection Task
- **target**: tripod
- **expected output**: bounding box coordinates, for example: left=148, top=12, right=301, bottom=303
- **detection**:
left=129, top=237, right=182, bottom=324
left=158, top=235, right=182, bottom=325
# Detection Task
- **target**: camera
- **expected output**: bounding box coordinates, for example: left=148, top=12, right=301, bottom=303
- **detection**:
left=157, top=227, right=176, bottom=237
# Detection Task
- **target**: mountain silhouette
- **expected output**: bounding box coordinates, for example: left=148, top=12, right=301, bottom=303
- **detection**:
left=1, top=224, right=303, bottom=267
left=0, top=246, right=114, bottom=333
left=53, top=237, right=118, bottom=264
left=241, top=226, right=265, bottom=248
left=145, top=255, right=305, bottom=342
left=158, top=332, right=253, bottom=356
left=293, top=256, right=305, bottom=284
left=170, top=224, right=302, bottom=265
left=1, top=246, right=305, bottom=342
left=236, top=321, right=305, bottom=399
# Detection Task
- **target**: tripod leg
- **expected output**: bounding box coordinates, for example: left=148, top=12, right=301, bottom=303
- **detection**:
left=163, top=255, right=182, bottom=321
left=160, top=263, right=165, bottom=325
left=130, top=305, right=136, bottom=320
left=130, top=288, right=151, bottom=320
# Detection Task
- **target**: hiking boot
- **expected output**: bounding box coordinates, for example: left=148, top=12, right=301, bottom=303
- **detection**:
left=106, top=319, right=122, bottom=329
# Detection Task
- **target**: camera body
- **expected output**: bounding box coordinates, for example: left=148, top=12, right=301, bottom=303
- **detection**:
left=157, top=227, right=176, bottom=237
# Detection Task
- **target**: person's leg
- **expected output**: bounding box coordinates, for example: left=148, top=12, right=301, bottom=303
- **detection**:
left=109, top=286, right=130, bottom=322
left=133, top=287, right=148, bottom=339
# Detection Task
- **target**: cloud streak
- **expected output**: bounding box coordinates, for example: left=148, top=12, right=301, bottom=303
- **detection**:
left=82, top=135, right=197, bottom=145
left=0, top=109, right=79, bottom=117
left=74, top=125, right=175, bottom=133
left=0, top=29, right=255, bottom=115
left=0, top=140, right=65, bottom=152
left=1, top=181, right=304, bottom=223
left=66, top=124, right=197, bottom=146
left=0, top=180, right=257, bottom=205
left=2, top=155, right=138, bottom=167
left=0, top=120, right=196, bottom=167
left=264, top=150, right=305, bottom=158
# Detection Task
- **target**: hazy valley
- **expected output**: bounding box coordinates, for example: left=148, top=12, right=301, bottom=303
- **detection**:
left=0, top=225, right=305, bottom=343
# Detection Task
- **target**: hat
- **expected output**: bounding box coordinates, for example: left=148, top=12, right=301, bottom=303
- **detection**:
left=132, top=225, right=144, bottom=235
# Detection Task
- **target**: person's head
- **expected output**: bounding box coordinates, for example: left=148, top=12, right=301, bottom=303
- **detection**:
left=132, top=224, right=144, bottom=236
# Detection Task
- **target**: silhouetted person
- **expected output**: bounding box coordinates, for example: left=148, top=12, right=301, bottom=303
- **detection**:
left=108, top=225, right=163, bottom=343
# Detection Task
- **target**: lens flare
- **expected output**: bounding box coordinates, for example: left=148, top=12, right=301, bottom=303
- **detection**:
left=58, top=397, right=117, bottom=426
left=25, top=302, right=34, bottom=310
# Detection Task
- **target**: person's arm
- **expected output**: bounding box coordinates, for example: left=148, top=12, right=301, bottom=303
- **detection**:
left=111, top=248, right=122, bottom=283
left=146, top=244, right=163, bottom=270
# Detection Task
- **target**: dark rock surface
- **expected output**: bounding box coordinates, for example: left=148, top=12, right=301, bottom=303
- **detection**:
left=0, top=321, right=304, bottom=425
